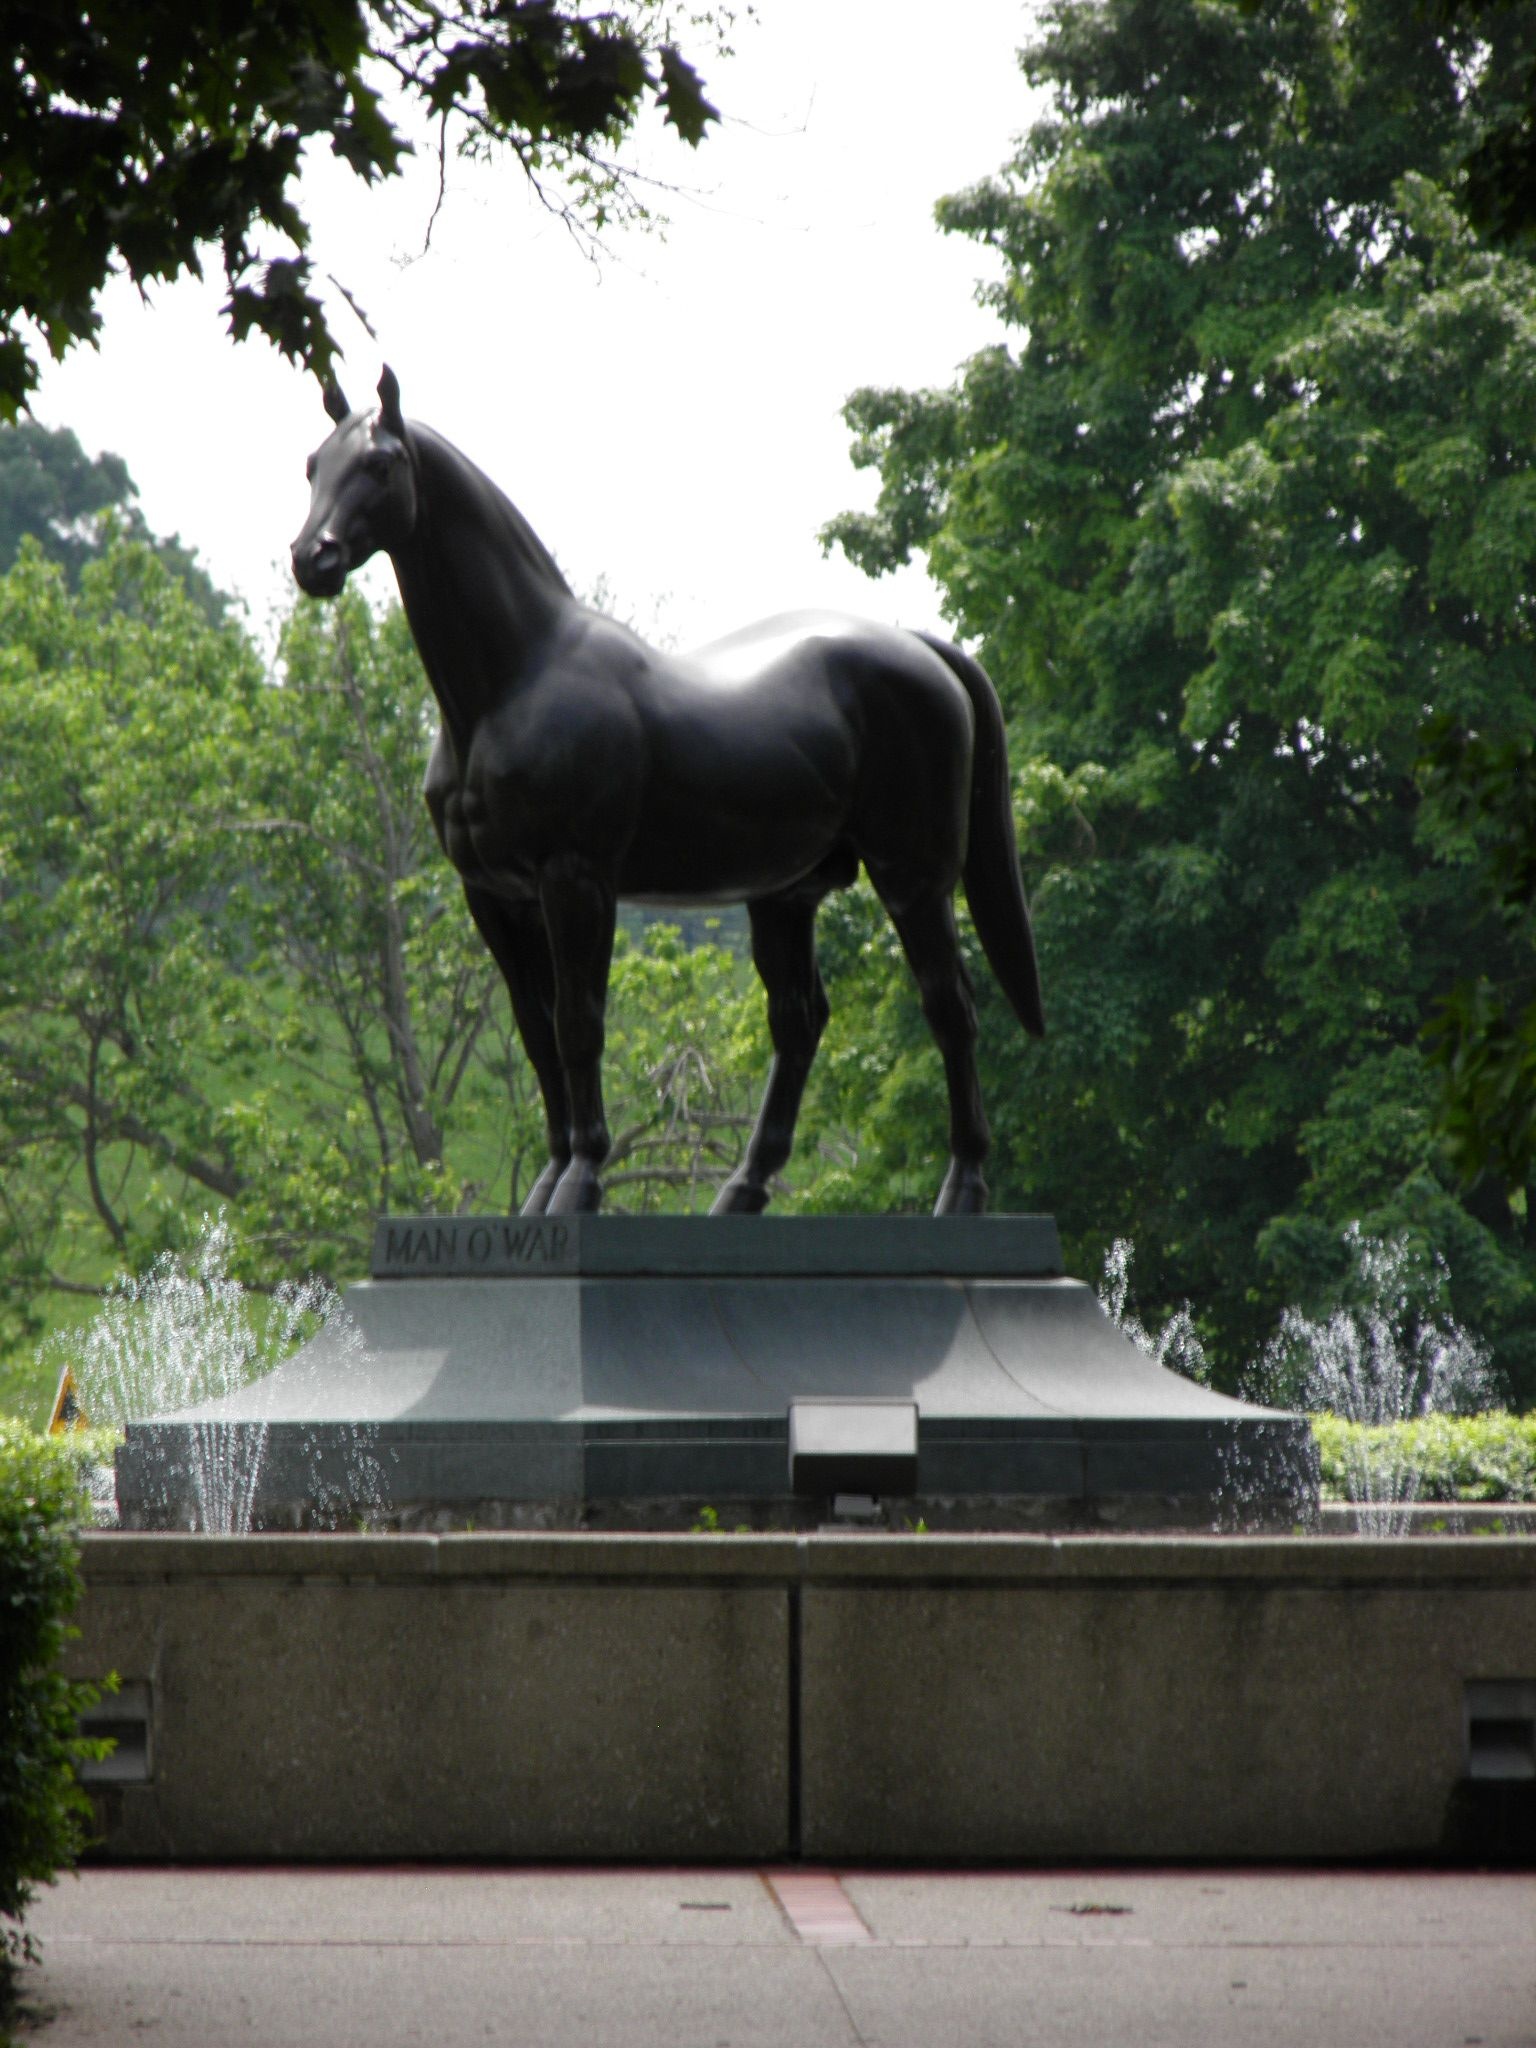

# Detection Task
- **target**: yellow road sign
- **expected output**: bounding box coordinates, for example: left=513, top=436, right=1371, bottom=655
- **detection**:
left=48, top=1365, right=90, bottom=1434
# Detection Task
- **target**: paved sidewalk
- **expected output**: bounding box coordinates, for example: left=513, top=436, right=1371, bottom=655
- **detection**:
left=15, top=1866, right=1536, bottom=2047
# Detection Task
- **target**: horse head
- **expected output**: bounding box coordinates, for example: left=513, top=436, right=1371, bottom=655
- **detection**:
left=291, top=366, right=417, bottom=598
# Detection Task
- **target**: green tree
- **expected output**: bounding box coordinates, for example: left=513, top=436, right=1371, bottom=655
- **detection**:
left=1417, top=716, right=1536, bottom=1200
left=242, top=593, right=523, bottom=1229
left=0, top=537, right=269, bottom=1349
left=824, top=0, right=1536, bottom=1399
left=0, top=420, right=132, bottom=581
left=0, top=546, right=500, bottom=1359
left=0, top=418, right=226, bottom=617
left=1435, top=0, right=1536, bottom=245
left=1, top=0, right=725, bottom=416
left=1161, top=177, right=1536, bottom=1323
left=603, top=921, right=765, bottom=1208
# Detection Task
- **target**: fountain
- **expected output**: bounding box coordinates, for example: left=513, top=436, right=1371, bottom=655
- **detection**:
left=1257, top=1224, right=1497, bottom=1536
left=1098, top=1237, right=1212, bottom=1385
left=1098, top=1236, right=1320, bottom=1529
left=1096, top=1228, right=1516, bottom=1534
left=45, top=1216, right=386, bottom=1533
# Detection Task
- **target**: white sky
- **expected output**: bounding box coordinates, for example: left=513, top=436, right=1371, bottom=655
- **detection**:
left=33, top=1, right=1044, bottom=650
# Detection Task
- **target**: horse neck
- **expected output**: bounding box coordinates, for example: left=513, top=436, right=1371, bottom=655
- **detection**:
left=391, top=426, right=573, bottom=744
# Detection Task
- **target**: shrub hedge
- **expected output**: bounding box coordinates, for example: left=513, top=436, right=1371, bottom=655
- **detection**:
left=1311, top=1411, right=1536, bottom=1502
left=0, top=1424, right=109, bottom=2034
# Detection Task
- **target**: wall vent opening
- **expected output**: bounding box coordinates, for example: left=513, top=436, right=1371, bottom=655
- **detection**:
left=77, top=1680, right=153, bottom=1784
left=1465, top=1682, right=1536, bottom=1783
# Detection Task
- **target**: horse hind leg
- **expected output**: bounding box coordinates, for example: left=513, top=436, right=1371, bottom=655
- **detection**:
left=871, top=878, right=991, bottom=1215
left=712, top=892, right=829, bottom=1215
left=537, top=860, right=617, bottom=1215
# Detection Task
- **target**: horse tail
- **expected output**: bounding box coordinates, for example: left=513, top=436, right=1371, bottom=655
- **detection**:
left=917, top=631, right=1045, bottom=1039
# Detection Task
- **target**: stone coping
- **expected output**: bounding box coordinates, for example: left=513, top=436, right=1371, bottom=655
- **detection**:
left=369, top=1212, right=1064, bottom=1280
left=76, top=1529, right=1536, bottom=1586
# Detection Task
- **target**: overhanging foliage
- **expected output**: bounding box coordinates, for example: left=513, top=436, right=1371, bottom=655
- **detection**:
left=0, top=0, right=724, bottom=415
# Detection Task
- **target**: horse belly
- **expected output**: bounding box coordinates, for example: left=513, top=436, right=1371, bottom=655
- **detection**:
left=618, top=818, right=841, bottom=903
left=621, top=732, right=851, bottom=901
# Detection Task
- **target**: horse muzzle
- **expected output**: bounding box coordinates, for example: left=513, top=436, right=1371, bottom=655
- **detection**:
left=291, top=533, right=349, bottom=598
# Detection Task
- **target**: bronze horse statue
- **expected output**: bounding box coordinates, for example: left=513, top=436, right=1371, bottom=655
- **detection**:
left=291, top=368, right=1044, bottom=1217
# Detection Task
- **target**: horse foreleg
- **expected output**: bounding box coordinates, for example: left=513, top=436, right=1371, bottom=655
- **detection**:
left=874, top=880, right=991, bottom=1215
left=537, top=860, right=617, bottom=1214
left=463, top=886, right=570, bottom=1214
left=713, top=892, right=828, bottom=1215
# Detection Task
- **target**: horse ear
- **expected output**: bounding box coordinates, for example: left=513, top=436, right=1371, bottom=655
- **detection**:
left=378, top=365, right=404, bottom=436
left=323, top=379, right=351, bottom=424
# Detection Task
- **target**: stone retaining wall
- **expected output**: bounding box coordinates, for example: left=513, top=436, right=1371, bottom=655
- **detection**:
left=67, top=1533, right=1536, bottom=1862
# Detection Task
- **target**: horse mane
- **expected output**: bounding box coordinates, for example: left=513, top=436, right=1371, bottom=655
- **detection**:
left=406, top=422, right=573, bottom=603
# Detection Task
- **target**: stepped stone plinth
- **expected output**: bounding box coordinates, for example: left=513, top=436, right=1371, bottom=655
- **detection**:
left=114, top=1216, right=1313, bottom=1529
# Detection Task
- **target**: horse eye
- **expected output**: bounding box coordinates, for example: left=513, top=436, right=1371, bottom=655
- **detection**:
left=364, top=451, right=392, bottom=482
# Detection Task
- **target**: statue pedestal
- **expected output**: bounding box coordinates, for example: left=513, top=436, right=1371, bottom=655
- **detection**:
left=115, top=1216, right=1313, bottom=1530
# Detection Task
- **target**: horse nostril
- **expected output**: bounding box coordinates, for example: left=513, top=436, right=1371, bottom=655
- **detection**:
left=293, top=534, right=345, bottom=592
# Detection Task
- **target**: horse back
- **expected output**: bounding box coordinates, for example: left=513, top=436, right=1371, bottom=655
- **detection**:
left=613, top=610, right=976, bottom=899
left=683, top=613, right=977, bottom=883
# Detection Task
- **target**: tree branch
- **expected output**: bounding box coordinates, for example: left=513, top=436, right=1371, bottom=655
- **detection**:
left=82, top=1033, right=127, bottom=1248
left=0, top=1037, right=245, bottom=1201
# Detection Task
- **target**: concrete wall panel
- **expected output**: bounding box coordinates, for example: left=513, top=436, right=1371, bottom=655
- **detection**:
left=797, top=1539, right=1536, bottom=1860
left=69, top=1536, right=791, bottom=1861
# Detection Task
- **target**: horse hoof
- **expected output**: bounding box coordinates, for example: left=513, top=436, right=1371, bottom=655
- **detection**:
left=933, top=1165, right=988, bottom=1216
left=519, top=1161, right=567, bottom=1215
left=710, top=1177, right=770, bottom=1216
left=547, top=1163, right=604, bottom=1214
